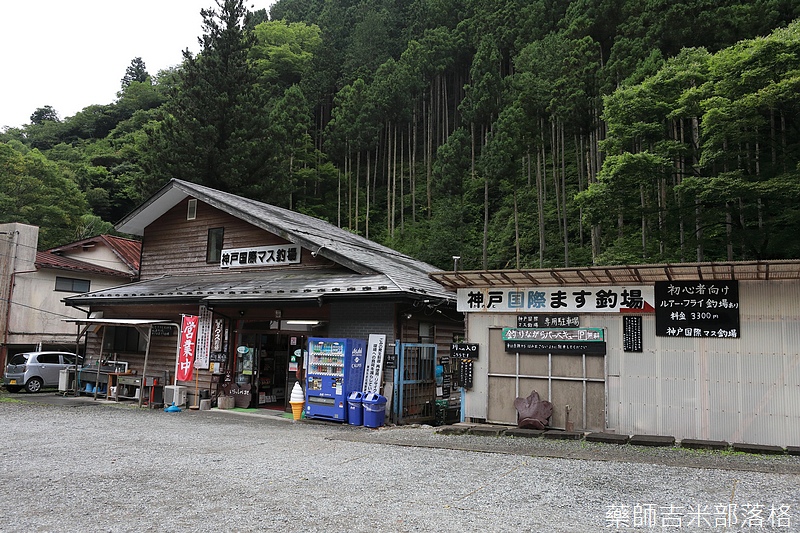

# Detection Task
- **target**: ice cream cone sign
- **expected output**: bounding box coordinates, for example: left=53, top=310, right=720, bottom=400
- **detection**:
left=289, top=381, right=305, bottom=421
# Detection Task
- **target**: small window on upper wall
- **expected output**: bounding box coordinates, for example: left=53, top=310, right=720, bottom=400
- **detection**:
left=187, top=199, right=197, bottom=220
left=207, top=227, right=224, bottom=263
left=55, top=276, right=91, bottom=293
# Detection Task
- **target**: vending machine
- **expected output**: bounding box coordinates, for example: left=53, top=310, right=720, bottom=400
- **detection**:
left=305, top=337, right=365, bottom=421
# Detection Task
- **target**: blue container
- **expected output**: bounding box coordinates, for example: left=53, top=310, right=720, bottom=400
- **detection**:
left=362, top=393, right=387, bottom=428
left=347, top=391, right=364, bottom=426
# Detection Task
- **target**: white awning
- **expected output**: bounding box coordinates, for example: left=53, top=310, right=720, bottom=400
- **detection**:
left=64, top=318, right=175, bottom=326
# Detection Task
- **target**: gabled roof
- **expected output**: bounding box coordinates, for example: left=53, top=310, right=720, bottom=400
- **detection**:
left=48, top=234, right=141, bottom=273
left=35, top=251, right=136, bottom=279
left=110, top=179, right=454, bottom=302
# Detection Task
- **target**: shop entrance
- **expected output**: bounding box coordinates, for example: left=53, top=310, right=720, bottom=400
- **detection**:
left=235, top=331, right=292, bottom=409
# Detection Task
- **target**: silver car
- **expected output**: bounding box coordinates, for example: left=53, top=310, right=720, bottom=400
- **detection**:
left=3, top=351, right=82, bottom=393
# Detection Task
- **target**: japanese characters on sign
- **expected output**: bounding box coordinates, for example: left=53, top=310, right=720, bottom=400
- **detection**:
left=362, top=334, right=386, bottom=394
left=211, top=318, right=225, bottom=352
left=451, top=343, right=479, bottom=360
left=503, top=327, right=607, bottom=355
left=457, top=286, right=654, bottom=313
left=505, top=341, right=607, bottom=355
left=517, top=314, right=580, bottom=328
left=176, top=315, right=199, bottom=381
left=194, top=306, right=212, bottom=370
left=458, top=359, right=474, bottom=388
left=655, top=281, right=740, bottom=338
left=151, top=324, right=175, bottom=336
left=623, top=315, right=643, bottom=352
left=220, top=244, right=300, bottom=269
left=502, top=327, right=604, bottom=342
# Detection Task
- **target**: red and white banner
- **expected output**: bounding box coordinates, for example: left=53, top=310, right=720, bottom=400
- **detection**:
left=176, top=315, right=199, bottom=381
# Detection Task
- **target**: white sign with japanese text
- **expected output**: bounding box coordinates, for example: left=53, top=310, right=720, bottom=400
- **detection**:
left=362, top=334, right=386, bottom=394
left=457, top=286, right=655, bottom=313
left=220, top=244, right=300, bottom=268
left=194, top=306, right=212, bottom=370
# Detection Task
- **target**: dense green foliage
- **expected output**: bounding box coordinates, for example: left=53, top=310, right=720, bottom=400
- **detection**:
left=2, top=0, right=799, bottom=264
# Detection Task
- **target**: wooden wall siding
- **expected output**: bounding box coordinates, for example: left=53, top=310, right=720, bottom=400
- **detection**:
left=140, top=198, right=337, bottom=279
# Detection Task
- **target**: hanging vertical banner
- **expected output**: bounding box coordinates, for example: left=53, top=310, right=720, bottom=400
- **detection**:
left=176, top=315, right=199, bottom=381
left=362, top=334, right=386, bottom=394
left=211, top=318, right=225, bottom=352
left=194, top=306, right=212, bottom=370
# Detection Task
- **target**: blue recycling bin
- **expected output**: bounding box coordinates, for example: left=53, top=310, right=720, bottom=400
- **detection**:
left=362, top=393, right=387, bottom=428
left=347, top=391, right=364, bottom=426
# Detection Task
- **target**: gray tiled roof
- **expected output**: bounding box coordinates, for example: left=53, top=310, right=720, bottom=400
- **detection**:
left=66, top=270, right=418, bottom=305
left=69, top=179, right=454, bottom=305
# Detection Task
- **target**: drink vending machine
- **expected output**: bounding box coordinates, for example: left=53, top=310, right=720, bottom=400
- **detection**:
left=305, top=337, right=366, bottom=421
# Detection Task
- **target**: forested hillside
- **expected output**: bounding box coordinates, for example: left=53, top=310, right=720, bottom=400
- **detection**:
left=2, top=0, right=799, bottom=269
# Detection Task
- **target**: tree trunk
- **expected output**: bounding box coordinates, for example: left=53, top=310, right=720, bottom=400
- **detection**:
left=560, top=122, right=568, bottom=266
left=366, top=149, right=371, bottom=239
left=537, top=142, right=545, bottom=268
left=355, top=151, right=361, bottom=233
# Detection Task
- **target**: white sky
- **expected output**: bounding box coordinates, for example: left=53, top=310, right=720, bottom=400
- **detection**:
left=0, top=0, right=276, bottom=130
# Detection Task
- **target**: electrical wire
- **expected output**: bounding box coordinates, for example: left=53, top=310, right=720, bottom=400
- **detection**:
left=0, top=297, right=80, bottom=319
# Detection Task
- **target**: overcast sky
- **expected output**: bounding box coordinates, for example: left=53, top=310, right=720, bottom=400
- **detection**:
left=0, top=0, right=276, bottom=130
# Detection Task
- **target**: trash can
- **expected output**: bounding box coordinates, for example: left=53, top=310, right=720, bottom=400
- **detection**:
left=58, top=369, right=70, bottom=392
left=347, top=391, right=364, bottom=426
left=362, top=393, right=387, bottom=428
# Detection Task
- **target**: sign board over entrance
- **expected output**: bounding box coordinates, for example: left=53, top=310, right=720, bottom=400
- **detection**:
left=458, top=286, right=654, bottom=313
left=220, top=244, right=300, bottom=269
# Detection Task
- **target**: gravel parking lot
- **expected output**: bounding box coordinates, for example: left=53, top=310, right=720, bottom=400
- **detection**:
left=1, top=392, right=798, bottom=532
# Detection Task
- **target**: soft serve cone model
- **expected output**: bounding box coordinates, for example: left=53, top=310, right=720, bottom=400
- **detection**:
left=289, top=381, right=305, bottom=420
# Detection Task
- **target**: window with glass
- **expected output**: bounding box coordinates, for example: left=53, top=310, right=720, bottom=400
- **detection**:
left=207, top=227, right=224, bottom=263
left=102, top=327, right=146, bottom=353
left=55, top=277, right=91, bottom=293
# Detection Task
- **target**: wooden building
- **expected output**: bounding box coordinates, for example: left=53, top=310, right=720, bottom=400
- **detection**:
left=64, top=179, right=463, bottom=423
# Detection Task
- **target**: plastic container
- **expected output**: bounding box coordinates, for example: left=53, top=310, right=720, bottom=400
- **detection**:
left=347, top=391, right=364, bottom=426
left=362, top=393, right=387, bottom=428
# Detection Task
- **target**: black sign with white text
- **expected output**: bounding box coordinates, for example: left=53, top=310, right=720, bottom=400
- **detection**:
left=451, top=343, right=479, bottom=360
left=655, top=281, right=740, bottom=338
left=623, top=316, right=643, bottom=352
left=505, top=341, right=607, bottom=355
left=517, top=314, right=580, bottom=328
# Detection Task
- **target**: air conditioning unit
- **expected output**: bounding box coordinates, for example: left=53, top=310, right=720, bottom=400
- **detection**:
left=164, top=385, right=187, bottom=407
